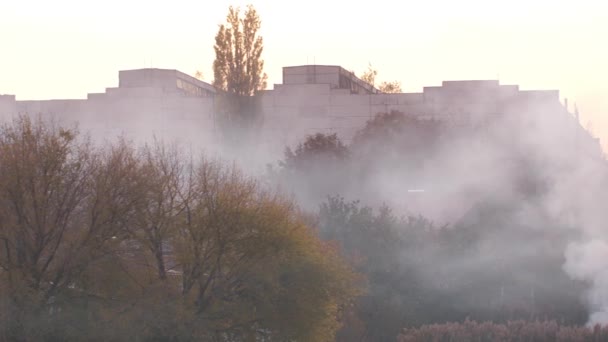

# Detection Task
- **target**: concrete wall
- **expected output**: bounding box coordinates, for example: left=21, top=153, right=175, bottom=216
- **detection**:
left=259, top=77, right=559, bottom=147
left=119, top=69, right=216, bottom=97
left=0, top=95, right=17, bottom=121
left=0, top=66, right=573, bottom=163
left=5, top=72, right=218, bottom=148
left=282, top=65, right=378, bottom=94
left=283, top=65, right=341, bottom=87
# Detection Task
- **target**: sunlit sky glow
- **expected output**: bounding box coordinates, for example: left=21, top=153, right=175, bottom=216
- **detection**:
left=1, top=0, right=607, bottom=147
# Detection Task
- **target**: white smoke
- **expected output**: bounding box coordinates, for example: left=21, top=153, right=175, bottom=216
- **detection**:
left=564, top=240, right=608, bottom=326
left=5, top=81, right=608, bottom=326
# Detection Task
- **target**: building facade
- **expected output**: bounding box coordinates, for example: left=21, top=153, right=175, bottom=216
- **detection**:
left=0, top=65, right=595, bottom=164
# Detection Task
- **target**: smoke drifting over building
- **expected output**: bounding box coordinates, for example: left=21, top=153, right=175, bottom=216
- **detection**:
left=2, top=64, right=607, bottom=326
left=1, top=65, right=589, bottom=163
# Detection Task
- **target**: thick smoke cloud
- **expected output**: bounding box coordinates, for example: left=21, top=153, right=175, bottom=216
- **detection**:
left=5, top=86, right=608, bottom=327
left=272, top=95, right=608, bottom=326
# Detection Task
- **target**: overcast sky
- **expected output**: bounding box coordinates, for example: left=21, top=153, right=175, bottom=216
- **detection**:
left=1, top=0, right=607, bottom=147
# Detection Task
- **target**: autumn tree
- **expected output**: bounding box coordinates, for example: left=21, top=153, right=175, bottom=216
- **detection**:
left=378, top=80, right=402, bottom=93
left=360, top=63, right=378, bottom=88
left=318, top=196, right=441, bottom=341
left=282, top=133, right=349, bottom=171
left=279, top=133, right=351, bottom=208
left=212, top=5, right=268, bottom=146
left=102, top=153, right=361, bottom=340
left=359, top=63, right=402, bottom=93
left=0, top=117, right=142, bottom=339
left=351, top=110, right=444, bottom=173
left=213, top=5, right=267, bottom=96
left=165, top=158, right=359, bottom=340
left=127, top=141, right=188, bottom=281
left=0, top=117, right=360, bottom=341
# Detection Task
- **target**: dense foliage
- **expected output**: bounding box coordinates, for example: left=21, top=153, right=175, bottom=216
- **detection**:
left=277, top=109, right=595, bottom=341
left=0, top=107, right=602, bottom=341
left=398, top=320, right=608, bottom=341
left=212, top=5, right=267, bottom=146
left=212, top=5, right=267, bottom=96
left=316, top=196, right=586, bottom=341
left=0, top=117, right=358, bottom=341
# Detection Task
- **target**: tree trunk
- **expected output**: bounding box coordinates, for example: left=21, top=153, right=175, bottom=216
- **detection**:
left=155, top=244, right=166, bottom=280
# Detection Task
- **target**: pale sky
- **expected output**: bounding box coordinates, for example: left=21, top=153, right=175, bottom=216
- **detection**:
left=1, top=0, right=607, bottom=146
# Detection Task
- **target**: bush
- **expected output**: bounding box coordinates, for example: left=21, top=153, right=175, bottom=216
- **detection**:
left=398, top=320, right=608, bottom=342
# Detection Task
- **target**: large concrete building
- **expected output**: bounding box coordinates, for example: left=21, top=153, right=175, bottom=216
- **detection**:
left=0, top=69, right=219, bottom=148
left=0, top=64, right=595, bottom=163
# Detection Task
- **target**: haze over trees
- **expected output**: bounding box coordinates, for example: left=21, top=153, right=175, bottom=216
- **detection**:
left=398, top=320, right=608, bottom=341
left=2, top=3, right=608, bottom=342
left=2, top=106, right=601, bottom=340
left=0, top=117, right=358, bottom=341
left=272, top=102, right=604, bottom=340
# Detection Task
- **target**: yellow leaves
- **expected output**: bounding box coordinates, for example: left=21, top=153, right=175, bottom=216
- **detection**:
left=361, top=63, right=378, bottom=87
left=360, top=63, right=403, bottom=93
left=165, top=157, right=360, bottom=339
left=0, top=116, right=361, bottom=340
left=213, top=4, right=267, bottom=96
left=379, top=80, right=403, bottom=93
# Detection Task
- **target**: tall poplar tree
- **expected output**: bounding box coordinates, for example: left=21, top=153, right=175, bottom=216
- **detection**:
left=213, top=5, right=267, bottom=96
